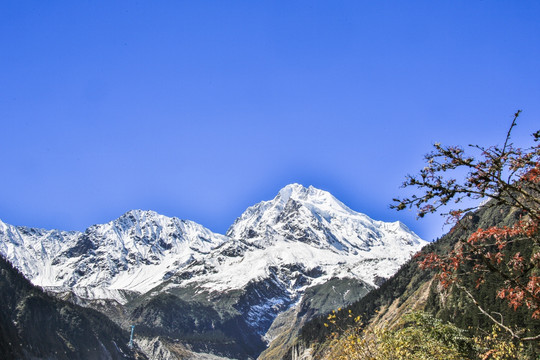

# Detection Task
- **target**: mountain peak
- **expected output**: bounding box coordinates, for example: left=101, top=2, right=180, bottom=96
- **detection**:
left=277, top=183, right=306, bottom=197
left=274, top=184, right=355, bottom=217
left=276, top=183, right=323, bottom=200
left=227, top=184, right=424, bottom=255
left=226, top=184, right=355, bottom=241
left=117, top=209, right=162, bottom=222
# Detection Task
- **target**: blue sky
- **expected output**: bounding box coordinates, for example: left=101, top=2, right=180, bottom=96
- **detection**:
left=1, top=1, right=539, bottom=241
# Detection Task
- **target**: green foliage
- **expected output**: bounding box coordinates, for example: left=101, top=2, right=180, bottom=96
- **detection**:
left=473, top=325, right=531, bottom=360
left=325, top=311, right=472, bottom=360
left=393, top=312, right=474, bottom=357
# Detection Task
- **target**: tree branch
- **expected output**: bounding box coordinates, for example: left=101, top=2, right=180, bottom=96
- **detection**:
left=455, top=283, right=539, bottom=342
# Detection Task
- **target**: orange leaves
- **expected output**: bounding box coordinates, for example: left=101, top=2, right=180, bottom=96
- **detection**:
left=449, top=254, right=461, bottom=270
left=520, top=162, right=540, bottom=183
left=467, top=219, right=538, bottom=247
left=526, top=276, right=540, bottom=298
left=532, top=251, right=540, bottom=265
left=418, top=253, right=441, bottom=270
left=395, top=112, right=540, bottom=334
left=497, top=287, right=527, bottom=312
left=419, top=216, right=540, bottom=320
left=495, top=271, right=540, bottom=316
left=418, top=252, right=458, bottom=289
left=468, top=225, right=512, bottom=246
left=485, top=251, right=504, bottom=265
left=508, top=252, right=524, bottom=272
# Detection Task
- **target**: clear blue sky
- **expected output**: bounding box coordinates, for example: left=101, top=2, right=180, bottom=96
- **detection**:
left=1, top=1, right=539, bottom=241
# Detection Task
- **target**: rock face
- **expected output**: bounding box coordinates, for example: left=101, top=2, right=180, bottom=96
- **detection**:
left=0, top=184, right=427, bottom=359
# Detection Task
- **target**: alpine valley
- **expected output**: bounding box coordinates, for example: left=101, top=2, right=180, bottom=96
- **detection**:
left=0, top=184, right=426, bottom=359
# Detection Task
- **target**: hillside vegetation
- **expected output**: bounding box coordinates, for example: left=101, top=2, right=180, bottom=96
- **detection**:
left=295, top=114, right=540, bottom=359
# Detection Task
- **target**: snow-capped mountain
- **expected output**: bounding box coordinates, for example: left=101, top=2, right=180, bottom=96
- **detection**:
left=141, top=184, right=426, bottom=342
left=0, top=210, right=227, bottom=303
left=0, top=184, right=427, bottom=359
left=0, top=221, right=80, bottom=285
left=166, top=184, right=425, bottom=293
left=0, top=184, right=425, bottom=303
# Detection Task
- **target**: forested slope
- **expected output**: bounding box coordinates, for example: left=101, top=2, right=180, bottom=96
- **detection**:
left=0, top=254, right=145, bottom=360
left=296, top=201, right=539, bottom=358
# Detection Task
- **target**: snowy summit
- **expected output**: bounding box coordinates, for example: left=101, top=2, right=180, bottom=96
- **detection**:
left=0, top=184, right=426, bottom=304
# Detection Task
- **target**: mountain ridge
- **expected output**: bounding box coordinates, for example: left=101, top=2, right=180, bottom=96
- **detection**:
left=0, top=209, right=229, bottom=303
left=0, top=184, right=427, bottom=359
left=0, top=184, right=426, bottom=300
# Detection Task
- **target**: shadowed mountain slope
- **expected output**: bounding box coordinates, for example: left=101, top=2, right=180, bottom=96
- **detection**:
left=0, top=254, right=146, bottom=360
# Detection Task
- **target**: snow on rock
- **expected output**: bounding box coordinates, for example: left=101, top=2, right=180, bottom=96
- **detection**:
left=136, top=336, right=231, bottom=360
left=174, top=184, right=426, bottom=291
left=0, top=211, right=228, bottom=303
left=0, top=185, right=427, bottom=306
left=0, top=219, right=80, bottom=285
left=156, top=184, right=427, bottom=333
